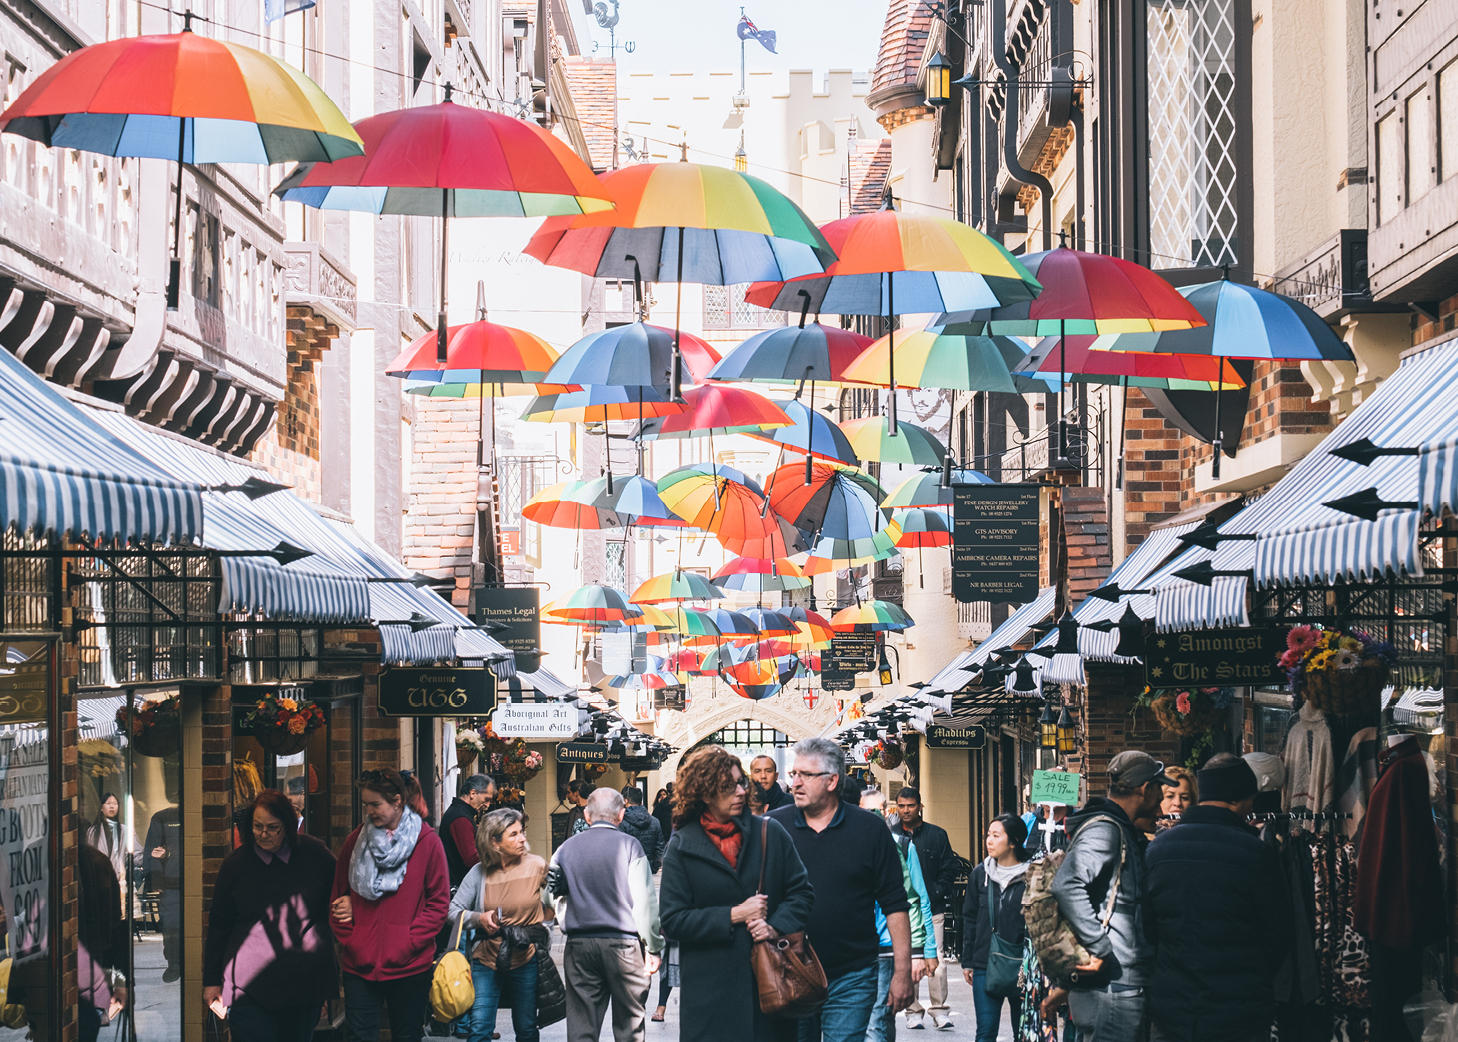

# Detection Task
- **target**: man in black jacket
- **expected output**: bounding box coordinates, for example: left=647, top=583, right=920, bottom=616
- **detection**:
left=750, top=755, right=791, bottom=811
left=893, top=787, right=959, bottom=1030
left=1146, top=754, right=1293, bottom=1042
left=439, top=774, right=495, bottom=886
left=618, top=785, right=665, bottom=873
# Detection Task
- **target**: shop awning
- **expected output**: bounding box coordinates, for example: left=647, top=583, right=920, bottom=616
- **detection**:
left=380, top=623, right=458, bottom=664
left=1152, top=548, right=1250, bottom=631
left=0, top=348, right=202, bottom=544
left=924, top=587, right=1056, bottom=695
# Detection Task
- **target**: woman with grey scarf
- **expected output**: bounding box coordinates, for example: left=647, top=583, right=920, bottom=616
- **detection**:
left=330, top=768, right=450, bottom=1042
left=961, top=813, right=1032, bottom=1042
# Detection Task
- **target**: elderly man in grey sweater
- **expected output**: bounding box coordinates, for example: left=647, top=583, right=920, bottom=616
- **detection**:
left=1050, top=750, right=1170, bottom=1042
left=548, top=787, right=664, bottom=1042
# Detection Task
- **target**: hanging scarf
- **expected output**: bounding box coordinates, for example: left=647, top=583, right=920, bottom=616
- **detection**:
left=349, top=807, right=422, bottom=901
left=700, top=814, right=743, bottom=868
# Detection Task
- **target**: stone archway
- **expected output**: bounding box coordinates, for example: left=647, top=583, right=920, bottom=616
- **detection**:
left=655, top=690, right=837, bottom=779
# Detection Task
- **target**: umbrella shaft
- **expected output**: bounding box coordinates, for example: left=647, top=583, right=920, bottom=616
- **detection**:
left=438, top=192, right=450, bottom=365
left=167, top=119, right=187, bottom=311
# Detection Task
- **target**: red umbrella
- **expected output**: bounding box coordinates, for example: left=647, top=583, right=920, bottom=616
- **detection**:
left=646, top=384, right=791, bottom=437
left=276, top=94, right=614, bottom=362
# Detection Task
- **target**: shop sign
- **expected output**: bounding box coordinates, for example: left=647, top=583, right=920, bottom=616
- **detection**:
left=1144, top=626, right=1288, bottom=687
left=557, top=741, right=614, bottom=764
left=822, top=676, right=857, bottom=692
left=1030, top=769, right=1082, bottom=806
left=0, top=655, right=50, bottom=963
left=827, top=633, right=877, bottom=674
left=0, top=661, right=47, bottom=726
left=652, top=687, right=686, bottom=711
left=952, top=484, right=1040, bottom=603
left=619, top=756, right=663, bottom=773
left=925, top=724, right=986, bottom=749
left=475, top=587, right=541, bottom=673
left=499, top=527, right=521, bottom=557
left=378, top=667, right=495, bottom=717
left=491, top=703, right=578, bottom=739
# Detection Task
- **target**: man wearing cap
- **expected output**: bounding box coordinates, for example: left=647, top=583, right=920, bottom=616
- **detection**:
left=1051, top=750, right=1168, bottom=1041
left=1145, top=753, right=1292, bottom=1042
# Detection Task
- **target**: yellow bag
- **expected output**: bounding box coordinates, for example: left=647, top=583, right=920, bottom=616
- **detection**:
left=430, top=912, right=475, bottom=1023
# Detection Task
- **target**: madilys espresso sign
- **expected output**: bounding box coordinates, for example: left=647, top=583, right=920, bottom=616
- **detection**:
left=1144, top=627, right=1287, bottom=687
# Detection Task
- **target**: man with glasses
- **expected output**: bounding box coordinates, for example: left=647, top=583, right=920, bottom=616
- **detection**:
left=768, top=738, right=913, bottom=1042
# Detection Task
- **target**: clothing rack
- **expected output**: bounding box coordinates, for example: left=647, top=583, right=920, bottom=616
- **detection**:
left=1248, top=811, right=1352, bottom=822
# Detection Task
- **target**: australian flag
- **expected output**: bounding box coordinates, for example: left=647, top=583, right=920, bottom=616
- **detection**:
left=264, top=0, right=315, bottom=25
left=737, top=15, right=777, bottom=54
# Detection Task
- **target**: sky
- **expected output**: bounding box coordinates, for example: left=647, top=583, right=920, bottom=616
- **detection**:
left=574, top=0, right=887, bottom=77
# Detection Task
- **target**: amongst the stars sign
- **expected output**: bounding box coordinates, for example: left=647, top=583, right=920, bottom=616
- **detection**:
left=1144, top=627, right=1288, bottom=688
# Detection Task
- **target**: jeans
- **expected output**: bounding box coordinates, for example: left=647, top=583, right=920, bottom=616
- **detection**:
left=230, top=995, right=320, bottom=1042
left=342, top=971, right=433, bottom=1042
left=971, top=971, right=1012, bottom=1042
left=866, top=958, right=896, bottom=1042
left=470, top=957, right=538, bottom=1042
left=1067, top=985, right=1145, bottom=1042
left=797, top=963, right=879, bottom=1042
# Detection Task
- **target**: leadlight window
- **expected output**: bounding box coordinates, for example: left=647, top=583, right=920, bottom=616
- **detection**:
left=1408, top=87, right=1436, bottom=204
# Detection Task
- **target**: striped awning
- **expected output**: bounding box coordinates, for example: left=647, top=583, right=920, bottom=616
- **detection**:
left=380, top=623, right=458, bottom=664
left=0, top=348, right=202, bottom=543
left=924, top=587, right=1056, bottom=694
left=220, top=556, right=371, bottom=623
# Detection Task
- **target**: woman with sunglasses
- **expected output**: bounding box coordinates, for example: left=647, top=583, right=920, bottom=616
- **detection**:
left=203, top=789, right=338, bottom=1041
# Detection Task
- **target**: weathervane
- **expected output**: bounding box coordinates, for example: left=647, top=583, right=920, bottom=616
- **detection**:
left=592, top=0, right=635, bottom=58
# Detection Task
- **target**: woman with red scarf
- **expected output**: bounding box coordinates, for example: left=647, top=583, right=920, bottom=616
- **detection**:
left=659, top=745, right=814, bottom=1042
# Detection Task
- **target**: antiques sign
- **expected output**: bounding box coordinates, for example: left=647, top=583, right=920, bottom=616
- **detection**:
left=379, top=667, right=495, bottom=717
left=952, top=484, right=1041, bottom=603
left=924, top=724, right=986, bottom=749
left=556, top=742, right=613, bottom=764
left=1144, top=627, right=1288, bottom=687
left=475, top=587, right=541, bottom=673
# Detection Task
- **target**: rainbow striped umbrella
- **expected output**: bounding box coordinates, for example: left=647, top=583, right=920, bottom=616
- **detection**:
left=840, top=417, right=947, bottom=467
left=708, top=323, right=875, bottom=386
left=830, top=600, right=915, bottom=633
left=710, top=557, right=811, bottom=593
left=840, top=326, right=1033, bottom=393
left=630, top=569, right=722, bottom=604
left=743, top=400, right=859, bottom=466
left=892, top=509, right=953, bottom=548
left=386, top=321, right=559, bottom=383
left=782, top=606, right=836, bottom=647
left=798, top=527, right=902, bottom=575
left=682, top=608, right=759, bottom=648
left=542, top=584, right=642, bottom=623
left=739, top=608, right=798, bottom=639
left=882, top=469, right=994, bottom=509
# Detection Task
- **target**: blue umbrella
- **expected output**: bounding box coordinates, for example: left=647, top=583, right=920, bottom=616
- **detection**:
left=570, top=475, right=685, bottom=527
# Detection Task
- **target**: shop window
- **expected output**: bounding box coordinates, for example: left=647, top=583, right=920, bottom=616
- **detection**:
left=227, top=625, right=320, bottom=685
left=1145, top=0, right=1240, bottom=267
left=0, top=532, right=53, bottom=632
left=192, top=208, right=220, bottom=308
left=1377, top=113, right=1402, bottom=226
left=1440, top=62, right=1458, bottom=183
left=1407, top=86, right=1436, bottom=204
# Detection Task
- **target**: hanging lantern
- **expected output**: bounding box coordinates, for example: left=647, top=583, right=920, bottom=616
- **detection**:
left=1053, top=611, right=1080, bottom=654
left=925, top=51, right=953, bottom=107
left=878, top=645, right=894, bottom=686
left=734, top=139, right=748, bottom=173
left=1011, top=656, right=1039, bottom=693
left=1056, top=704, right=1079, bottom=754
left=1039, top=703, right=1058, bottom=748
left=1114, top=604, right=1146, bottom=658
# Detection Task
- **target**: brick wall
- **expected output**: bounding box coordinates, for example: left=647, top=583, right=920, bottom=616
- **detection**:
left=251, top=426, right=322, bottom=505
left=401, top=397, right=481, bottom=611
left=1412, top=293, right=1458, bottom=345
left=1075, top=663, right=1181, bottom=796
left=1063, top=486, right=1112, bottom=604
left=1122, top=390, right=1189, bottom=546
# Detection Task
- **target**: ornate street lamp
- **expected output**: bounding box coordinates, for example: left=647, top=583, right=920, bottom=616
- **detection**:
left=925, top=51, right=952, bottom=107
left=1039, top=703, right=1058, bottom=748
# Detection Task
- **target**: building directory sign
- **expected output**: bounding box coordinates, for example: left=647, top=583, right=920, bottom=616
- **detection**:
left=952, top=484, right=1041, bottom=603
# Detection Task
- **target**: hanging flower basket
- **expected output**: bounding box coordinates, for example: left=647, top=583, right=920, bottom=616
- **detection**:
left=116, top=700, right=180, bottom=758
left=870, top=742, right=904, bottom=771
left=1301, top=661, right=1389, bottom=715
left=240, top=692, right=324, bottom=758
left=456, top=746, right=479, bottom=771
left=1280, top=626, right=1397, bottom=715
left=1150, top=692, right=1222, bottom=736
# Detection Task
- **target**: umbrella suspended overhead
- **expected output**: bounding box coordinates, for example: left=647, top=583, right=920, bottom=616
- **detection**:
left=656, top=463, right=794, bottom=557
left=781, top=606, right=836, bottom=646
left=830, top=599, right=915, bottom=633
left=798, top=528, right=902, bottom=574
left=0, top=18, right=364, bottom=308
left=882, top=468, right=994, bottom=509
left=275, top=93, right=613, bottom=363
left=742, top=399, right=859, bottom=466
left=570, top=475, right=688, bottom=528
left=739, top=608, right=799, bottom=639
left=840, top=325, right=1031, bottom=394
left=633, top=384, right=790, bottom=438
left=840, top=417, right=947, bottom=467
left=891, top=508, right=952, bottom=547
left=522, top=480, right=623, bottom=530
left=542, top=584, right=642, bottom=623
left=522, top=385, right=687, bottom=423
left=545, top=323, right=721, bottom=391
left=682, top=608, right=759, bottom=647
left=708, top=322, right=874, bottom=386
left=386, top=317, right=559, bottom=383
left=630, top=569, right=722, bottom=604
left=767, top=461, right=886, bottom=538
left=710, top=556, right=811, bottom=592
left=1013, top=334, right=1249, bottom=390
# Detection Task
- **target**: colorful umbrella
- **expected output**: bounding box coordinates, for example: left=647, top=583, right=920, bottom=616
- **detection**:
left=726, top=657, right=801, bottom=687
left=542, top=584, right=642, bottom=623
left=739, top=608, right=798, bottom=639
left=658, top=606, right=724, bottom=639
left=522, top=385, right=688, bottom=423
left=840, top=417, right=947, bottom=467
left=682, top=608, right=759, bottom=648
left=630, top=569, right=722, bottom=604
left=634, top=384, right=790, bottom=438
left=522, top=480, right=624, bottom=530
left=882, top=468, right=994, bottom=509
left=545, top=323, right=721, bottom=391
left=708, top=323, right=875, bottom=386
left=743, top=399, right=860, bottom=480
left=767, top=461, right=887, bottom=539
left=710, top=556, right=811, bottom=593
left=728, top=682, right=783, bottom=701
left=656, top=464, right=790, bottom=556
left=276, top=94, right=613, bottom=363
left=0, top=22, right=364, bottom=307
left=405, top=379, right=575, bottom=398
left=840, top=326, right=1031, bottom=393
left=830, top=600, right=915, bottom=633
left=891, top=508, right=953, bottom=548
left=781, top=606, right=836, bottom=646
left=386, top=319, right=559, bottom=383
left=1013, top=334, right=1249, bottom=390
left=799, top=528, right=902, bottom=574
left=571, top=476, right=688, bottom=528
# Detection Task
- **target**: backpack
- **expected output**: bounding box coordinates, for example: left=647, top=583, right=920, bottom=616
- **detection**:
left=1021, top=814, right=1126, bottom=980
left=429, top=912, right=475, bottom=1023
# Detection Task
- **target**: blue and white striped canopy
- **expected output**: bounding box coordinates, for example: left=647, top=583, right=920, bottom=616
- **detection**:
left=924, top=587, right=1056, bottom=695
left=0, top=347, right=202, bottom=544
left=380, top=623, right=458, bottom=664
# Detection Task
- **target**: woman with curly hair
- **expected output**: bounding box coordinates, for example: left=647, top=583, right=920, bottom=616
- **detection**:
left=658, top=746, right=814, bottom=1042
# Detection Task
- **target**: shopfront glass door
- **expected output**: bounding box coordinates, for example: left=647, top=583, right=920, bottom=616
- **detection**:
left=77, top=687, right=183, bottom=1042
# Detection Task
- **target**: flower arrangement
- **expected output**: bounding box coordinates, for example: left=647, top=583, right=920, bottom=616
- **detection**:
left=869, top=741, right=904, bottom=771
left=456, top=728, right=486, bottom=769
left=1145, top=685, right=1237, bottom=736
left=492, top=785, right=526, bottom=809
left=115, top=697, right=181, bottom=757
left=501, top=743, right=544, bottom=785
left=1280, top=626, right=1396, bottom=714
left=241, top=691, right=325, bottom=755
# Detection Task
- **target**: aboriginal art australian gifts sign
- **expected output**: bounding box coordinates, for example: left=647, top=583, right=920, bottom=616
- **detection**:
left=1144, top=627, right=1288, bottom=688
left=952, top=484, right=1041, bottom=603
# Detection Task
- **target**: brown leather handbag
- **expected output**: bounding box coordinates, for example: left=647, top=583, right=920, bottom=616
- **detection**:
left=749, top=818, right=828, bottom=1018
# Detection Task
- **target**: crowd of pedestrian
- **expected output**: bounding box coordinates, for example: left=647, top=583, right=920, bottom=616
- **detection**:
left=193, top=738, right=1292, bottom=1042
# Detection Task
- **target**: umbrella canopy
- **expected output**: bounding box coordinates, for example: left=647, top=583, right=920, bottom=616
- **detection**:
left=523, top=385, right=688, bottom=423
left=0, top=28, right=363, bottom=164
left=1088, top=279, right=1356, bottom=361
left=743, top=400, right=859, bottom=465
left=945, top=246, right=1208, bottom=335
left=544, top=322, right=721, bottom=390
left=638, top=384, right=790, bottom=438
left=781, top=606, right=836, bottom=646
left=524, top=162, right=836, bottom=283
left=710, top=556, right=811, bottom=592
left=891, top=508, right=953, bottom=548
left=522, top=480, right=623, bottom=530
left=840, top=417, right=947, bottom=466
left=726, top=657, right=801, bottom=687
left=542, top=584, right=642, bottom=623
left=841, top=324, right=1034, bottom=393
left=657, top=606, right=724, bottom=639
left=882, top=468, right=994, bottom=508
left=608, top=666, right=681, bottom=690
left=663, top=648, right=707, bottom=674
left=767, top=461, right=887, bottom=538
left=799, top=528, right=902, bottom=574
left=385, top=321, right=559, bottom=383
left=405, top=379, right=575, bottom=398
left=739, top=608, right=798, bottom=638
left=744, top=211, right=1041, bottom=314
left=571, top=475, right=688, bottom=527
left=708, top=323, right=874, bottom=385
left=274, top=99, right=611, bottom=216
left=682, top=608, right=759, bottom=647
left=728, top=682, right=783, bottom=701
left=656, top=463, right=789, bottom=555
left=831, top=600, right=915, bottom=633
left=1013, top=334, right=1249, bottom=390
left=630, top=569, right=722, bottom=604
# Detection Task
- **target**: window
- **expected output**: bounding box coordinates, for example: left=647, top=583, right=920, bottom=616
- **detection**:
left=1146, top=0, right=1239, bottom=267
left=701, top=285, right=787, bottom=330
left=1407, top=87, right=1435, bottom=203
left=1440, top=62, right=1458, bottom=183
left=1377, top=113, right=1402, bottom=225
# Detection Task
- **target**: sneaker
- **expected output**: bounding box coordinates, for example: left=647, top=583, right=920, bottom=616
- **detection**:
left=162, top=964, right=181, bottom=983
left=935, top=1020, right=954, bottom=1030
left=906, top=1019, right=925, bottom=1030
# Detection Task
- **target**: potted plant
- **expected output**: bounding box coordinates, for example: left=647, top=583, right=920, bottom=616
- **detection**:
left=456, top=728, right=486, bottom=771
left=242, top=692, right=325, bottom=756
left=116, top=698, right=181, bottom=758
left=870, top=741, right=903, bottom=771
left=502, top=743, right=544, bottom=786
left=1280, top=626, right=1397, bottom=714
left=1144, top=686, right=1236, bottom=736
